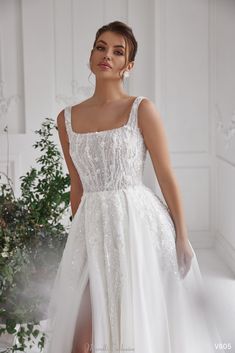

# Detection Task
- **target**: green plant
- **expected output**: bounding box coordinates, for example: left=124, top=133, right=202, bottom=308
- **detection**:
left=0, top=118, right=70, bottom=352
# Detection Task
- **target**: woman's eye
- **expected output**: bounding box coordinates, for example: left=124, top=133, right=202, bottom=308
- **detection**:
left=115, top=51, right=124, bottom=55
left=95, top=46, right=124, bottom=55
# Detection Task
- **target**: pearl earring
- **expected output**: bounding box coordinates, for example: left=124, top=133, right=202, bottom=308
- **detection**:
left=123, top=70, right=130, bottom=78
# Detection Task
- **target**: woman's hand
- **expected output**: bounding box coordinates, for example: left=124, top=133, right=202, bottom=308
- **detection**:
left=175, top=237, right=194, bottom=279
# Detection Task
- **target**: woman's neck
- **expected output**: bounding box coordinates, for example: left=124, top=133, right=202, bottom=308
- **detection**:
left=91, top=79, right=128, bottom=104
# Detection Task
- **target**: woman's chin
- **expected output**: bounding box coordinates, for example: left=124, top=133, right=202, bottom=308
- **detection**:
left=95, top=73, right=117, bottom=80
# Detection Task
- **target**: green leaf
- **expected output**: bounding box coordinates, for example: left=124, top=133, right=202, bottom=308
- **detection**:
left=0, top=116, right=69, bottom=351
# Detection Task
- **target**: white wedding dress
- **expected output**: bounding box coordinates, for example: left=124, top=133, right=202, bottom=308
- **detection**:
left=44, top=96, right=224, bottom=353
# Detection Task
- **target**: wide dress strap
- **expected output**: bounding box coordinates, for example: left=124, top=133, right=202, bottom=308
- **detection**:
left=128, top=96, right=147, bottom=129
left=64, top=106, right=73, bottom=141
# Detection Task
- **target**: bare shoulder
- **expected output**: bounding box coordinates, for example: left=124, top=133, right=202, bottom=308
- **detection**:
left=138, top=97, right=163, bottom=134
left=56, top=108, right=70, bottom=144
left=137, top=97, right=174, bottom=183
left=57, top=108, right=66, bottom=128
left=138, top=97, right=160, bottom=122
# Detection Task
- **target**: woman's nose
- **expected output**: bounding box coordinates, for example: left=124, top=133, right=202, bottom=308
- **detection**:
left=103, top=49, right=112, bottom=59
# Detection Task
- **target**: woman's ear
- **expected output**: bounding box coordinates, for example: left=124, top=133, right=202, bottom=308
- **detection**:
left=128, top=61, right=135, bottom=72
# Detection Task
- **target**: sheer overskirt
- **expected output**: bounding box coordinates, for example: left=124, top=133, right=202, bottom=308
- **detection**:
left=43, top=184, right=224, bottom=353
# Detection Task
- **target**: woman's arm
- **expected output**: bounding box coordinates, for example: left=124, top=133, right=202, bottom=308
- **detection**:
left=138, top=99, right=187, bottom=240
left=57, top=110, right=83, bottom=218
left=138, top=99, right=194, bottom=278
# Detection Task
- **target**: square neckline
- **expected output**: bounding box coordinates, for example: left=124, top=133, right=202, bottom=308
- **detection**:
left=69, top=96, right=139, bottom=136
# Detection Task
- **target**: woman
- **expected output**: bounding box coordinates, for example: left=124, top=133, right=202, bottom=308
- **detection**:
left=44, top=21, right=223, bottom=353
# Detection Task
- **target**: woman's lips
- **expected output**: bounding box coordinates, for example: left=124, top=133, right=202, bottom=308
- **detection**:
left=98, top=64, right=111, bottom=69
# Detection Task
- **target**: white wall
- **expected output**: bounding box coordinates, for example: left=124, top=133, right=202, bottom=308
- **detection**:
left=152, top=0, right=214, bottom=250
left=213, top=0, right=235, bottom=273
left=0, top=0, right=234, bottom=271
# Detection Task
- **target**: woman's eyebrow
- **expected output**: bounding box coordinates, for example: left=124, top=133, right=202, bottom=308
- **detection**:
left=96, top=39, right=125, bottom=49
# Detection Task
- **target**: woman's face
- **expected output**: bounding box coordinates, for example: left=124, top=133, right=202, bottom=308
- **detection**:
left=89, top=31, right=134, bottom=80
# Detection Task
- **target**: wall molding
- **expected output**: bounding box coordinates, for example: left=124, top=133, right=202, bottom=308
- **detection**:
left=215, top=231, right=235, bottom=275
left=0, top=81, right=20, bottom=122
left=216, top=103, right=235, bottom=149
left=55, top=80, right=94, bottom=106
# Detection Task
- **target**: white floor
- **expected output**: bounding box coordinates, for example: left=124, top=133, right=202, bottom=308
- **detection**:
left=195, top=248, right=235, bottom=352
left=0, top=248, right=234, bottom=353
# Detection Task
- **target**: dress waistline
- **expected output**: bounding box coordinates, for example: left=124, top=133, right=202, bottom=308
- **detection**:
left=81, top=182, right=145, bottom=197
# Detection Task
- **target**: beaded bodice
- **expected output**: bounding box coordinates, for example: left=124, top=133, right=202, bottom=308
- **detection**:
left=64, top=96, right=147, bottom=193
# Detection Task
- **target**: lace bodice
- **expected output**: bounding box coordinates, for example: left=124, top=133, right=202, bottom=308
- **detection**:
left=64, top=96, right=147, bottom=193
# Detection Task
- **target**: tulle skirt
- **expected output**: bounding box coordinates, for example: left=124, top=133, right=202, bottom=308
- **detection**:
left=43, top=183, right=224, bottom=353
